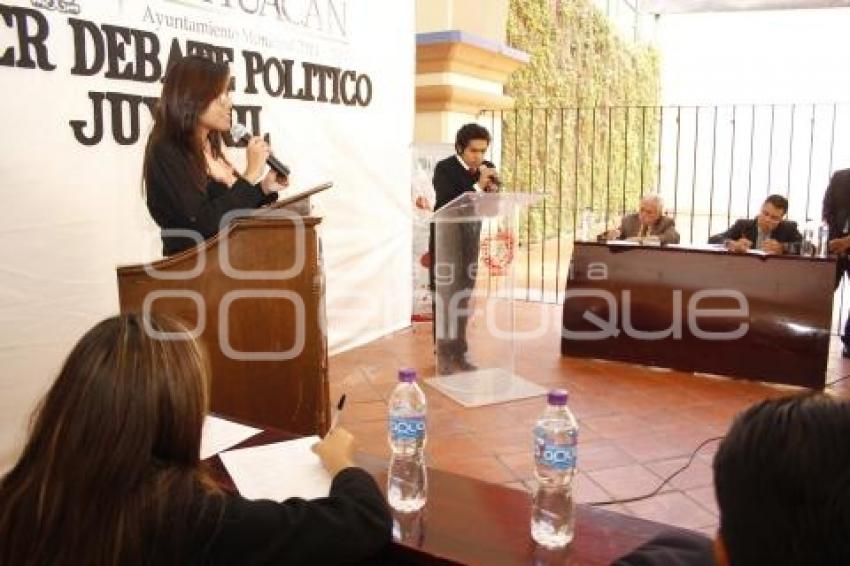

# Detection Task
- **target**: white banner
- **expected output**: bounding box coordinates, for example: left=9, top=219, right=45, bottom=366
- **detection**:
left=0, top=0, right=413, bottom=471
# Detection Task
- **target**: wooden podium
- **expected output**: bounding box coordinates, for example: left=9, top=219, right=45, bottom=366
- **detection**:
left=117, top=203, right=329, bottom=436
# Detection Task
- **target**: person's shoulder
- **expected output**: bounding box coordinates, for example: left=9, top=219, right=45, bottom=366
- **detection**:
left=613, top=530, right=714, bottom=566
left=827, top=169, right=850, bottom=193
left=144, top=140, right=172, bottom=185
left=832, top=168, right=850, bottom=181
left=659, top=215, right=677, bottom=228
left=145, top=138, right=185, bottom=173
left=147, top=136, right=177, bottom=159
left=435, top=155, right=460, bottom=171
left=621, top=212, right=640, bottom=226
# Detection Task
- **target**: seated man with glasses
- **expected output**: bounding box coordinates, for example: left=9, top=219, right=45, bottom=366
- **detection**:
left=602, top=193, right=680, bottom=244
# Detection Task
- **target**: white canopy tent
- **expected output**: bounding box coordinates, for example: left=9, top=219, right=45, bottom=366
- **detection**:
left=644, top=0, right=850, bottom=13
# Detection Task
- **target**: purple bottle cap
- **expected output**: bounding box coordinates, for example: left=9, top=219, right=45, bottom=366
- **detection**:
left=548, top=389, right=568, bottom=406
left=398, top=368, right=417, bottom=383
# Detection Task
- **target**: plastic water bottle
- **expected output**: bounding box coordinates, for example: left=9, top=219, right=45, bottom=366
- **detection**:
left=801, top=225, right=815, bottom=256
left=391, top=508, right=425, bottom=545
left=531, top=389, right=578, bottom=549
left=580, top=208, right=594, bottom=241
left=387, top=368, right=428, bottom=512
left=818, top=224, right=830, bottom=257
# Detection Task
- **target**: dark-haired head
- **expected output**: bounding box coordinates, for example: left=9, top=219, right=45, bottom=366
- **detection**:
left=454, top=123, right=491, bottom=171
left=0, top=313, right=218, bottom=565
left=756, top=194, right=789, bottom=233
left=144, top=55, right=232, bottom=194
left=763, top=194, right=788, bottom=214
left=713, top=393, right=850, bottom=566
left=455, top=123, right=491, bottom=154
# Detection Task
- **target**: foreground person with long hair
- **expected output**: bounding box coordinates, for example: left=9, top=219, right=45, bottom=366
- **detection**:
left=0, top=313, right=390, bottom=565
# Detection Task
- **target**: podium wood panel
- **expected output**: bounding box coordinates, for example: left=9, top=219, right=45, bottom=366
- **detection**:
left=117, top=215, right=329, bottom=435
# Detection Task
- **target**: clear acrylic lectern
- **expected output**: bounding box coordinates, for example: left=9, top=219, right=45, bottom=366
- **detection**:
left=428, top=191, right=547, bottom=407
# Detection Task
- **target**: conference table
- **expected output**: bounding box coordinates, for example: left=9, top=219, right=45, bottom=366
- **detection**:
left=562, top=241, right=836, bottom=388
left=208, top=426, right=699, bottom=565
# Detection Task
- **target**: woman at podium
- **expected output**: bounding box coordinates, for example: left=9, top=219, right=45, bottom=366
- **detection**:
left=143, top=55, right=289, bottom=256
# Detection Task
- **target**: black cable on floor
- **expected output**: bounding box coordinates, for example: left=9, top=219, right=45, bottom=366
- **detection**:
left=586, top=435, right=725, bottom=507
left=826, top=373, right=850, bottom=389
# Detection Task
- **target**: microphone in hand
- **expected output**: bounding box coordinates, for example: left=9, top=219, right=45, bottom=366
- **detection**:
left=230, top=123, right=290, bottom=177
left=479, top=165, right=502, bottom=190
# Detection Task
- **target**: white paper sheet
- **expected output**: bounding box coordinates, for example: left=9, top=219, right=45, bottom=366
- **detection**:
left=200, top=416, right=262, bottom=460
left=219, top=436, right=333, bottom=502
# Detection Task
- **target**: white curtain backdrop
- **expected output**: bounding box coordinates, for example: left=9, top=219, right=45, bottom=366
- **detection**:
left=0, top=0, right=413, bottom=471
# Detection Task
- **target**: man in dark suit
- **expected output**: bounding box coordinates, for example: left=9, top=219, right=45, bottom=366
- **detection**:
left=823, top=168, right=850, bottom=355
left=708, top=194, right=801, bottom=253
left=429, top=124, right=500, bottom=375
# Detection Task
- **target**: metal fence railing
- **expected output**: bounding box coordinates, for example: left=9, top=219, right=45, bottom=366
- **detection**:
left=480, top=103, right=850, bottom=334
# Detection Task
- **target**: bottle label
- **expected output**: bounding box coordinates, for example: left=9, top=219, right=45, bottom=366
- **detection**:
left=535, top=440, right=576, bottom=470
left=390, top=416, right=426, bottom=441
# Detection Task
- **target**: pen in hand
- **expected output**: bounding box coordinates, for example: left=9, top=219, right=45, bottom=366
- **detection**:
left=329, top=393, right=346, bottom=433
left=313, top=394, right=354, bottom=475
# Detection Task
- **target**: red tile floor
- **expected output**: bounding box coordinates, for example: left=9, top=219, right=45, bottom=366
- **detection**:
left=329, top=303, right=850, bottom=537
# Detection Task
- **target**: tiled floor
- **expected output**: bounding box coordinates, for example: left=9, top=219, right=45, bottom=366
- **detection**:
left=329, top=303, right=850, bottom=536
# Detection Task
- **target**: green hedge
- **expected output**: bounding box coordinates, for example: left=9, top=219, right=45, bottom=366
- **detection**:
left=496, top=0, right=661, bottom=242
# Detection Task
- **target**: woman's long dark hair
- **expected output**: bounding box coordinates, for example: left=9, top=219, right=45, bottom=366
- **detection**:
left=143, top=55, right=231, bottom=195
left=0, top=313, right=222, bottom=565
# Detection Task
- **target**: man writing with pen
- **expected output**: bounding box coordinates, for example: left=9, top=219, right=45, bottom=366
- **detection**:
left=708, top=194, right=802, bottom=254
left=429, top=123, right=501, bottom=375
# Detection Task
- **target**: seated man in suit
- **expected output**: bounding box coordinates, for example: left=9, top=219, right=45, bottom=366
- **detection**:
left=603, top=193, right=680, bottom=244
left=708, top=194, right=801, bottom=253
left=615, top=393, right=850, bottom=566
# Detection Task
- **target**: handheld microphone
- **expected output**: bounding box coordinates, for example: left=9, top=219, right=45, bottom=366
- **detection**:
left=230, top=123, right=290, bottom=177
left=479, top=164, right=502, bottom=188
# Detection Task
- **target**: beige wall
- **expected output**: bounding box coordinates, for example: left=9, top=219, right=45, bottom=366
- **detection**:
left=416, top=0, right=452, bottom=32
left=414, top=0, right=517, bottom=143
left=416, top=0, right=510, bottom=45
left=415, top=111, right=479, bottom=145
